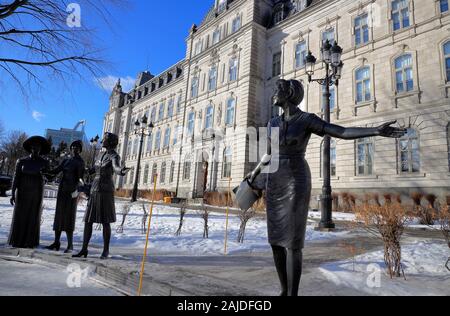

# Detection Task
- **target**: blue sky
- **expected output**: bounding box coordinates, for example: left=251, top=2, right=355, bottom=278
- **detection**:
left=0, top=1, right=213, bottom=139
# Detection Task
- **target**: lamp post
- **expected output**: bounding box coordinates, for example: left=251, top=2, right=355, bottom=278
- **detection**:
left=90, top=135, right=100, bottom=168
left=131, top=115, right=154, bottom=203
left=305, top=40, right=344, bottom=230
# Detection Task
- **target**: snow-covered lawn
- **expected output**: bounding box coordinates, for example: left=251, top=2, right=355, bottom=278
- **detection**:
left=318, top=241, right=450, bottom=296
left=0, top=197, right=348, bottom=255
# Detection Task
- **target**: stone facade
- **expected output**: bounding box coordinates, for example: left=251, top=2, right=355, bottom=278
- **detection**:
left=103, top=0, right=450, bottom=201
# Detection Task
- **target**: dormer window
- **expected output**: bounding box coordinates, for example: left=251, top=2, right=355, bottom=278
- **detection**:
left=217, top=0, right=227, bottom=13
left=176, top=67, right=182, bottom=78
left=167, top=72, right=173, bottom=84
left=159, top=77, right=164, bottom=88
left=273, top=6, right=284, bottom=25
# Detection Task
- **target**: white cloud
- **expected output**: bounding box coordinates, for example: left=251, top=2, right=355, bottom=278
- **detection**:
left=95, top=75, right=135, bottom=93
left=32, top=111, right=45, bottom=122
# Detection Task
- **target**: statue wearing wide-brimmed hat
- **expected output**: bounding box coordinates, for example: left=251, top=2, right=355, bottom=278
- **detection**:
left=8, top=136, right=51, bottom=249
left=45, top=140, right=85, bottom=254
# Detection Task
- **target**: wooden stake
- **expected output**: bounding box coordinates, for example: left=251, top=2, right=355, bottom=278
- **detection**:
left=224, top=177, right=232, bottom=255
left=137, top=174, right=158, bottom=296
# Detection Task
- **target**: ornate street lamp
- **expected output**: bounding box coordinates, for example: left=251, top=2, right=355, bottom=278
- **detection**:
left=131, top=115, right=154, bottom=203
left=305, top=39, right=344, bottom=230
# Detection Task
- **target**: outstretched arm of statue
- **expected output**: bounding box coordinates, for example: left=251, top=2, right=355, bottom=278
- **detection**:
left=323, top=120, right=407, bottom=140
left=112, top=154, right=130, bottom=176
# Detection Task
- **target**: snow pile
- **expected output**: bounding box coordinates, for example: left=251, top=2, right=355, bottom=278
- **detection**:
left=318, top=241, right=450, bottom=296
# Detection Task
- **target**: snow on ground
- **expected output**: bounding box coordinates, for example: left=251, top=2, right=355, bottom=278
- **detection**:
left=0, top=197, right=348, bottom=256
left=318, top=241, right=450, bottom=296
left=0, top=257, right=122, bottom=296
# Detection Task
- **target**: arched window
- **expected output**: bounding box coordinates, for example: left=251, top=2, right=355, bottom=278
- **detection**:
left=167, top=98, right=174, bottom=118
left=151, top=164, right=158, bottom=184
left=191, top=76, right=199, bottom=98
left=127, top=139, right=132, bottom=156
left=399, top=128, right=420, bottom=173
left=158, top=102, right=165, bottom=121
left=394, top=54, right=413, bottom=93
left=146, top=133, right=153, bottom=153
left=143, top=164, right=149, bottom=185
left=133, top=138, right=139, bottom=155
left=231, top=15, right=241, bottom=33
left=229, top=58, right=238, bottom=82
left=226, top=98, right=236, bottom=126
left=150, top=108, right=156, bottom=123
left=444, top=41, right=450, bottom=83
left=160, top=162, right=166, bottom=183
left=441, top=0, right=449, bottom=13
left=295, top=41, right=307, bottom=69
left=320, top=139, right=337, bottom=177
left=212, top=28, right=220, bottom=45
left=183, top=155, right=191, bottom=180
left=355, top=67, right=371, bottom=103
left=187, top=112, right=195, bottom=136
left=154, top=129, right=161, bottom=151
left=391, top=0, right=410, bottom=31
left=205, top=105, right=214, bottom=129
left=163, top=128, right=171, bottom=149
left=208, top=66, right=217, bottom=91
left=173, top=125, right=179, bottom=145
left=222, top=147, right=232, bottom=178
left=169, top=161, right=175, bottom=183
left=129, top=167, right=135, bottom=185
left=356, top=138, right=374, bottom=176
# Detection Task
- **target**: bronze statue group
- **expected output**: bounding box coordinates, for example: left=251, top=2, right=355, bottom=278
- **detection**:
left=6, top=80, right=406, bottom=296
left=8, top=132, right=129, bottom=260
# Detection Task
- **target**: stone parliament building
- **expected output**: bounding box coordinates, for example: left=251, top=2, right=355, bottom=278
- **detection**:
left=103, top=0, right=450, bottom=202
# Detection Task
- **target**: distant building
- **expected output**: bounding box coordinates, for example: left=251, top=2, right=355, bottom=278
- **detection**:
left=45, top=121, right=88, bottom=149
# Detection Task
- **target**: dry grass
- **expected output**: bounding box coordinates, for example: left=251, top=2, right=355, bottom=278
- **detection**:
left=204, top=191, right=235, bottom=208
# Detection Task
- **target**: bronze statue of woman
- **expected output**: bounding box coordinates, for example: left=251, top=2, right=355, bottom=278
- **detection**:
left=73, top=133, right=129, bottom=260
left=245, top=79, right=406, bottom=296
left=8, top=136, right=51, bottom=249
left=46, top=140, right=85, bottom=253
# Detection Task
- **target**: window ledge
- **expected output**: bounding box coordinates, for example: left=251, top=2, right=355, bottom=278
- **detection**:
left=353, top=100, right=377, bottom=116
left=394, top=173, right=427, bottom=179
left=319, top=176, right=340, bottom=181
left=350, top=175, right=379, bottom=181
left=439, top=83, right=450, bottom=98
left=392, top=90, right=422, bottom=107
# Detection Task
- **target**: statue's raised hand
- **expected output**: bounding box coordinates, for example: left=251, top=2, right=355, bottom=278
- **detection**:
left=377, top=121, right=407, bottom=138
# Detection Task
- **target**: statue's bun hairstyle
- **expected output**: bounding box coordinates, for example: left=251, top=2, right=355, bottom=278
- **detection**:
left=288, top=79, right=305, bottom=106
left=104, top=133, right=119, bottom=149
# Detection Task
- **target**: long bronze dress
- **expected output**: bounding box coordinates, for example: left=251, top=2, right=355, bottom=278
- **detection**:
left=265, top=111, right=326, bottom=250
left=84, top=150, right=123, bottom=224
left=8, top=156, right=49, bottom=248
left=52, top=156, right=85, bottom=232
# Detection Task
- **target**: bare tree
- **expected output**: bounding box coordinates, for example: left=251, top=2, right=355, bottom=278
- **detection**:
left=199, top=200, right=210, bottom=239
left=0, top=120, right=4, bottom=140
left=0, top=130, right=28, bottom=176
left=0, top=0, right=126, bottom=99
left=175, top=200, right=187, bottom=237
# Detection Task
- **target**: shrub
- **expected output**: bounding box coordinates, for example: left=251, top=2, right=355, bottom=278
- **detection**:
left=354, top=195, right=412, bottom=278
left=204, top=191, right=235, bottom=207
